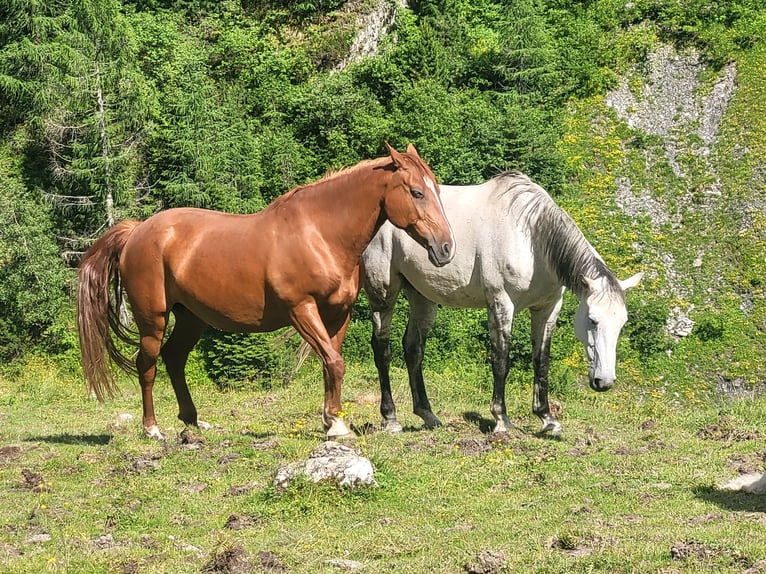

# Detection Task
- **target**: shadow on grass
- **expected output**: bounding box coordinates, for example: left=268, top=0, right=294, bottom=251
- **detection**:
left=462, top=411, right=496, bottom=434
left=24, top=433, right=112, bottom=446
left=693, top=485, right=766, bottom=512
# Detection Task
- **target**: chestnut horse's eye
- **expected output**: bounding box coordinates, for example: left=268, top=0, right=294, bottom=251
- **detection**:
left=411, top=189, right=425, bottom=199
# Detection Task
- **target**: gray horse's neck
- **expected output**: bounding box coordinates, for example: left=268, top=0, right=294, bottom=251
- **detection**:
left=504, top=174, right=622, bottom=300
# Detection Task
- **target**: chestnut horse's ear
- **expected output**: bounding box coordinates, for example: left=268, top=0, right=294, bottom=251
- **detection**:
left=405, top=143, right=421, bottom=158
left=385, top=141, right=406, bottom=169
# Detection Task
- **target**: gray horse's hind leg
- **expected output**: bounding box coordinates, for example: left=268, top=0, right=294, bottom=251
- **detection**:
left=531, top=300, right=564, bottom=434
left=487, top=295, right=515, bottom=433
left=402, top=287, right=442, bottom=429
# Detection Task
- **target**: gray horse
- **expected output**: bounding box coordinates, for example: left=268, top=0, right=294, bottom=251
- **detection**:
left=363, top=171, right=643, bottom=434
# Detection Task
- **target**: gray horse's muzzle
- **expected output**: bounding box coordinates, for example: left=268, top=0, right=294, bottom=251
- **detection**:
left=590, top=377, right=614, bottom=392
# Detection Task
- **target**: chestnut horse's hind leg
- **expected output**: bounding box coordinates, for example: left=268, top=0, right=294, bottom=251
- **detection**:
left=290, top=301, right=354, bottom=440
left=134, top=314, right=168, bottom=440
left=161, top=306, right=208, bottom=428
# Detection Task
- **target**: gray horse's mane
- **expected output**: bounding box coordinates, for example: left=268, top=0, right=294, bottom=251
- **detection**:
left=494, top=171, right=624, bottom=300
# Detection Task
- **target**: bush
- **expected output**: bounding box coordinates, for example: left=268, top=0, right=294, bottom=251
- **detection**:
left=625, top=298, right=671, bottom=357
left=197, top=329, right=300, bottom=389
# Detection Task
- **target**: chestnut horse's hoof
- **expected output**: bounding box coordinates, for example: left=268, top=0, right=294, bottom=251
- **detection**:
left=325, top=417, right=355, bottom=441
left=144, top=424, right=166, bottom=440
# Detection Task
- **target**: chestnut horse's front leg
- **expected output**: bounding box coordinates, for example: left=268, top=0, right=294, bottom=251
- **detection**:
left=290, top=301, right=355, bottom=440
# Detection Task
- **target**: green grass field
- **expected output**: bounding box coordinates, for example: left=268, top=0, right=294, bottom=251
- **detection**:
left=1, top=357, right=765, bottom=573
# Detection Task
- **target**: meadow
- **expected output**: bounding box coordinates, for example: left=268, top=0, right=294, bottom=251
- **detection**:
left=1, top=356, right=764, bottom=573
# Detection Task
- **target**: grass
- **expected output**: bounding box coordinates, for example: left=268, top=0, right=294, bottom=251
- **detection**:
left=1, top=357, right=765, bottom=573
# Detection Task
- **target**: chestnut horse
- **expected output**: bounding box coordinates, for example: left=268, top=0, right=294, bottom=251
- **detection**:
left=77, top=144, right=454, bottom=440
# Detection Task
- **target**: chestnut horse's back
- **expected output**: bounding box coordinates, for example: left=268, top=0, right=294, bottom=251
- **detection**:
left=77, top=220, right=142, bottom=401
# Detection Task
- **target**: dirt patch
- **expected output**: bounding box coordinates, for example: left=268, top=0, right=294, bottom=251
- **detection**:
left=0, top=445, right=22, bottom=463
left=726, top=451, right=766, bottom=474
left=548, top=533, right=616, bottom=558
left=258, top=550, right=287, bottom=573
left=224, top=513, right=260, bottom=530
left=670, top=540, right=748, bottom=566
left=224, top=481, right=261, bottom=497
left=455, top=437, right=491, bottom=456
left=463, top=549, right=507, bottom=574
left=179, top=428, right=206, bottom=448
left=20, top=469, right=51, bottom=492
left=670, top=540, right=718, bottom=561
left=252, top=437, right=280, bottom=451
left=697, top=417, right=761, bottom=441
left=203, top=543, right=251, bottom=574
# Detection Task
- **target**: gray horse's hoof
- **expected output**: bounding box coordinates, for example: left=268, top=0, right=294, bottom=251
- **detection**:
left=382, top=419, right=403, bottom=433
left=419, top=412, right=443, bottom=430
left=540, top=419, right=563, bottom=435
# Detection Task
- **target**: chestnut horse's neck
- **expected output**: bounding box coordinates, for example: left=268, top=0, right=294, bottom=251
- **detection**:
left=278, top=158, right=393, bottom=264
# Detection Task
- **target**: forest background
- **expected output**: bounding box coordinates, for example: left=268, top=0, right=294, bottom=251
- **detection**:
left=1, top=0, right=765, bottom=404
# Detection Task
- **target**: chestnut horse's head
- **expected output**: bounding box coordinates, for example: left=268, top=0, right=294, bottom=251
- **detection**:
left=383, top=143, right=455, bottom=267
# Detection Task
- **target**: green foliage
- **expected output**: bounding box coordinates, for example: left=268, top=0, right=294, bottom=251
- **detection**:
left=0, top=0, right=764, bottom=395
left=197, top=329, right=300, bottom=389
left=692, top=310, right=726, bottom=343
left=625, top=298, right=672, bottom=357
left=0, top=173, right=73, bottom=361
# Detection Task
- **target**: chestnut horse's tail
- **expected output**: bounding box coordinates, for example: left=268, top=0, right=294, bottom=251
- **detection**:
left=77, top=220, right=142, bottom=401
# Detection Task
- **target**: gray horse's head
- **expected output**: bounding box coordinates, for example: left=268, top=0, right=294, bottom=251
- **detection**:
left=574, top=272, right=643, bottom=391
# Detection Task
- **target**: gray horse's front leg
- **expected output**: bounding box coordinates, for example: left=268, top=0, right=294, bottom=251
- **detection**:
left=371, top=307, right=403, bottom=433
left=402, top=289, right=442, bottom=430
left=531, top=303, right=564, bottom=435
left=487, top=296, right=515, bottom=433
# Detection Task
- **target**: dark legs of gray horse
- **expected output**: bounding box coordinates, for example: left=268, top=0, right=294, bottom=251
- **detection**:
left=371, top=301, right=405, bottom=432
left=486, top=295, right=515, bottom=432
left=530, top=301, right=564, bottom=434
left=401, top=290, right=442, bottom=429
left=370, top=284, right=441, bottom=431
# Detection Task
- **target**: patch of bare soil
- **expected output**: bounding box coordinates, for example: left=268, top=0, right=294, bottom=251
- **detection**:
left=726, top=451, right=766, bottom=474
left=697, top=417, right=761, bottom=441
left=20, top=469, right=51, bottom=492
left=203, top=543, right=252, bottom=574
left=224, top=513, right=260, bottom=530
left=463, top=549, right=507, bottom=574
left=0, top=445, right=22, bottom=463
left=224, top=481, right=261, bottom=497
left=670, top=540, right=748, bottom=567
left=548, top=533, right=617, bottom=558
left=454, top=437, right=491, bottom=456
left=180, top=428, right=206, bottom=448
left=258, top=550, right=287, bottom=573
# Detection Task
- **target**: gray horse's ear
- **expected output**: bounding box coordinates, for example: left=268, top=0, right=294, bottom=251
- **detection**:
left=619, top=272, right=644, bottom=291
left=581, top=275, right=597, bottom=291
